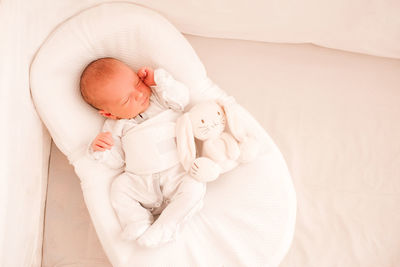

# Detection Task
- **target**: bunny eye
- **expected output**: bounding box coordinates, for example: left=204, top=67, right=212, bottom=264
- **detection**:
left=201, top=119, right=205, bottom=123
left=217, top=112, right=221, bottom=115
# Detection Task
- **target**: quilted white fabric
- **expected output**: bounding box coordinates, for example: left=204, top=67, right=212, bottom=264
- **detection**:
left=30, top=2, right=296, bottom=266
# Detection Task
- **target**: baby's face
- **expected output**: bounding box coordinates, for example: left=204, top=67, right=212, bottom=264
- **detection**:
left=94, top=64, right=151, bottom=119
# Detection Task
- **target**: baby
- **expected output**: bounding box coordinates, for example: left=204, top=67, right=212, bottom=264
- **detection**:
left=80, top=57, right=206, bottom=247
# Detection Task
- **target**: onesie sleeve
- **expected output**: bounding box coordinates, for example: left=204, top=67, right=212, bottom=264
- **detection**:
left=151, top=68, right=190, bottom=111
left=87, top=119, right=125, bottom=170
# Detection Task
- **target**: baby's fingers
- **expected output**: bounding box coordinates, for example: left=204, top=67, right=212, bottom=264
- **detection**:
left=138, top=68, right=147, bottom=79
left=92, top=144, right=106, bottom=152
left=100, top=135, right=114, bottom=146
left=98, top=132, right=113, bottom=144
left=96, top=139, right=113, bottom=150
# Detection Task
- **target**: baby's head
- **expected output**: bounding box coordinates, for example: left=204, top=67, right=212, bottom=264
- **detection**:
left=80, top=57, right=151, bottom=120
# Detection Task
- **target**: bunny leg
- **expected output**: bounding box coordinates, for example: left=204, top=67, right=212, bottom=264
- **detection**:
left=238, top=138, right=260, bottom=163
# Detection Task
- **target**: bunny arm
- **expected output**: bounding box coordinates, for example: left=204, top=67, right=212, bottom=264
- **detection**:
left=220, top=132, right=240, bottom=160
left=189, top=157, right=221, bottom=182
left=202, top=138, right=228, bottom=163
left=237, top=137, right=260, bottom=163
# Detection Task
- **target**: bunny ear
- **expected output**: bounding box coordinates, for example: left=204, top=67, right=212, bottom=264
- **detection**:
left=222, top=98, right=269, bottom=143
left=176, top=113, right=196, bottom=171
left=222, top=100, right=247, bottom=142
left=216, top=95, right=236, bottom=107
left=236, top=104, right=271, bottom=141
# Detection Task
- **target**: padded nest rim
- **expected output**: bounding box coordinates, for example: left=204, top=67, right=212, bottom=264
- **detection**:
left=30, top=2, right=296, bottom=266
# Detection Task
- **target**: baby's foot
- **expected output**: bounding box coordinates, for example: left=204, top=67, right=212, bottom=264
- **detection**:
left=121, top=221, right=151, bottom=241
left=136, top=222, right=178, bottom=248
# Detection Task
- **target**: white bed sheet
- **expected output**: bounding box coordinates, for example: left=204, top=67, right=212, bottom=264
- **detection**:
left=44, top=34, right=400, bottom=267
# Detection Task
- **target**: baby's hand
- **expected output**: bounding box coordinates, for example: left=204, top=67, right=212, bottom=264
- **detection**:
left=91, top=132, right=114, bottom=152
left=137, top=66, right=156, bottom=86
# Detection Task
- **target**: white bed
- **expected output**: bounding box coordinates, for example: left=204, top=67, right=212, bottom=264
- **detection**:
left=1, top=0, right=400, bottom=266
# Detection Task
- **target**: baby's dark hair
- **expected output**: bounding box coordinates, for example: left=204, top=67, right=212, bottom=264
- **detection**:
left=79, top=57, right=121, bottom=110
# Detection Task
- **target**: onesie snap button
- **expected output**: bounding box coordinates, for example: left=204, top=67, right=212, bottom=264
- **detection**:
left=155, top=202, right=161, bottom=208
left=165, top=199, right=170, bottom=204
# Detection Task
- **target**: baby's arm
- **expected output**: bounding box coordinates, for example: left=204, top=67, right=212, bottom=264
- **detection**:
left=88, top=120, right=125, bottom=170
left=153, top=68, right=189, bottom=111
left=139, top=67, right=189, bottom=111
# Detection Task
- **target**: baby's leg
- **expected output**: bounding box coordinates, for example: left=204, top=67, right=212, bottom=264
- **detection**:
left=110, top=173, right=154, bottom=241
left=138, top=174, right=206, bottom=247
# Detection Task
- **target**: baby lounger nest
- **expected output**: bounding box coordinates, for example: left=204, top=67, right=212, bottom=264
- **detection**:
left=30, top=2, right=296, bottom=266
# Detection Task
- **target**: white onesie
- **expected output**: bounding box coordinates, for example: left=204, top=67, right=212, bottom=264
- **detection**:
left=89, top=69, right=206, bottom=247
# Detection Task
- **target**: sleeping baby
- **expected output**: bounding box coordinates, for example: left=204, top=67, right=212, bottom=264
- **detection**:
left=79, top=57, right=206, bottom=247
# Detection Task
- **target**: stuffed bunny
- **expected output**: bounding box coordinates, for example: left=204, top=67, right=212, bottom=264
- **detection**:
left=176, top=97, right=261, bottom=182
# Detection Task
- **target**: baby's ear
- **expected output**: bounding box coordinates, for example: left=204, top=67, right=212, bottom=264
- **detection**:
left=98, top=110, right=116, bottom=119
